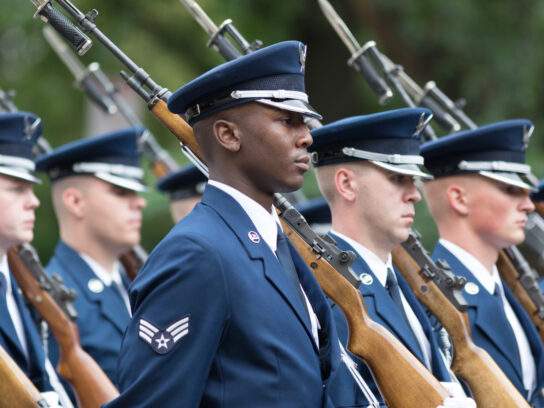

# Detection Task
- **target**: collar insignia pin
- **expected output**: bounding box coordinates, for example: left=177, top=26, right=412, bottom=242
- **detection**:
left=464, top=282, right=479, bottom=295
left=359, top=273, right=373, bottom=285
left=88, top=278, right=104, bottom=293
left=248, top=231, right=260, bottom=243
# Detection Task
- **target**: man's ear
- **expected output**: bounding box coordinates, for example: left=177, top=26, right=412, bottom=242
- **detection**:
left=62, top=187, right=85, bottom=219
left=212, top=119, right=241, bottom=152
left=335, top=168, right=357, bottom=202
left=446, top=184, right=469, bottom=216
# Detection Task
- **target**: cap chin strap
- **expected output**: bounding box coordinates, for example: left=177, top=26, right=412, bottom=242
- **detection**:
left=72, top=162, right=144, bottom=179
left=0, top=154, right=35, bottom=171
left=341, top=147, right=424, bottom=165
left=458, top=160, right=530, bottom=174
left=230, top=89, right=309, bottom=102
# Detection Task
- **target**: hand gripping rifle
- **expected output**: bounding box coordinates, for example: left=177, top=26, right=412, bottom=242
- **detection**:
left=7, top=244, right=119, bottom=408
left=392, top=230, right=531, bottom=407
left=28, top=1, right=452, bottom=406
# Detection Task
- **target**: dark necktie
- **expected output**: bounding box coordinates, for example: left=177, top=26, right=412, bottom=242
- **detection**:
left=385, top=268, right=409, bottom=322
left=276, top=228, right=310, bottom=321
left=494, top=283, right=521, bottom=355
left=386, top=267, right=427, bottom=365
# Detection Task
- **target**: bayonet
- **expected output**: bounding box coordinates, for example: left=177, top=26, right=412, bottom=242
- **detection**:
left=178, top=0, right=261, bottom=60
left=43, top=25, right=117, bottom=114
left=318, top=0, right=392, bottom=105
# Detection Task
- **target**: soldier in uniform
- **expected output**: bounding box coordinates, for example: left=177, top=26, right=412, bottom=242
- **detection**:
left=421, top=120, right=544, bottom=406
left=156, top=163, right=207, bottom=223
left=309, top=108, right=475, bottom=407
left=34, top=127, right=148, bottom=386
left=105, top=41, right=340, bottom=408
left=0, top=111, right=64, bottom=407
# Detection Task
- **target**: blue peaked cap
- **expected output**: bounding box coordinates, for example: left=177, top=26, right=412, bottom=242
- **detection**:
left=420, top=119, right=535, bottom=190
left=35, top=127, right=148, bottom=192
left=156, top=163, right=207, bottom=200
left=295, top=197, right=331, bottom=225
left=309, top=108, right=432, bottom=178
left=168, top=41, right=321, bottom=125
left=0, top=111, right=42, bottom=183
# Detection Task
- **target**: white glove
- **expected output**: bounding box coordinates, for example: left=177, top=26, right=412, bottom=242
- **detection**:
left=436, top=382, right=476, bottom=408
left=40, top=391, right=62, bottom=408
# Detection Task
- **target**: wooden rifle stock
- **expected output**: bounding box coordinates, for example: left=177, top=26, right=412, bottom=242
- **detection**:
left=7, top=245, right=119, bottom=408
left=281, top=221, right=449, bottom=408
left=150, top=99, right=205, bottom=162
left=392, top=242, right=530, bottom=407
left=0, top=345, right=46, bottom=408
left=534, top=201, right=544, bottom=220
left=497, top=249, right=544, bottom=344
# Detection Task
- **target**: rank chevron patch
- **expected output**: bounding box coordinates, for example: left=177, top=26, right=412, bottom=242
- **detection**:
left=138, top=316, right=190, bottom=354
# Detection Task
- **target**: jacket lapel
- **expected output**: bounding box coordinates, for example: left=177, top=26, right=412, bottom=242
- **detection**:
left=0, top=274, right=29, bottom=369
left=432, top=243, right=523, bottom=381
left=201, top=186, right=316, bottom=351
left=53, top=241, right=129, bottom=333
left=329, top=233, right=425, bottom=363
left=10, top=276, right=47, bottom=380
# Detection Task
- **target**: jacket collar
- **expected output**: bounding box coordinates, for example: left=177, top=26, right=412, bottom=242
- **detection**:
left=52, top=241, right=129, bottom=333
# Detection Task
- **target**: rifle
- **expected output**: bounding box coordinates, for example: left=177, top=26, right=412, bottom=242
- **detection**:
left=0, top=88, right=18, bottom=112
left=392, top=230, right=531, bottom=407
left=7, top=244, right=119, bottom=408
left=0, top=345, right=48, bottom=408
left=29, top=2, right=453, bottom=406
left=497, top=247, right=544, bottom=345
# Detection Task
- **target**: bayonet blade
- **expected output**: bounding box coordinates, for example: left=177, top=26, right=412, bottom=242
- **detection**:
left=318, top=0, right=361, bottom=55
left=179, top=0, right=219, bottom=37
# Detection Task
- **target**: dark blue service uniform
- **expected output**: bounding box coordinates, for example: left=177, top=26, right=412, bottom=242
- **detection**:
left=45, top=241, right=131, bottom=385
left=328, top=234, right=452, bottom=407
left=105, top=185, right=340, bottom=408
left=432, top=242, right=544, bottom=407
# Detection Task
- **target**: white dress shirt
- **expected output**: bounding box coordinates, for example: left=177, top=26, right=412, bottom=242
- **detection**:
left=0, top=254, right=29, bottom=358
left=209, top=180, right=320, bottom=346
left=78, top=253, right=131, bottom=315
left=331, top=231, right=433, bottom=369
left=440, top=239, right=537, bottom=395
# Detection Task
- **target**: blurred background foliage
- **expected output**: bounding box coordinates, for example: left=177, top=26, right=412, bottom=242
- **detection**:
left=2, top=0, right=544, bottom=260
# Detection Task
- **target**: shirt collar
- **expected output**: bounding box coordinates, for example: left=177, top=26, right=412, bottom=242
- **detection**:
left=439, top=238, right=501, bottom=294
left=0, top=255, right=12, bottom=295
left=331, top=230, right=393, bottom=286
left=78, top=252, right=123, bottom=288
left=209, top=180, right=280, bottom=252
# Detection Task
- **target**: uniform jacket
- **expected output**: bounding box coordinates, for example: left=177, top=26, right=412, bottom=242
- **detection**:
left=432, top=242, right=544, bottom=407
left=45, top=240, right=131, bottom=385
left=0, top=270, right=52, bottom=391
left=328, top=233, right=451, bottom=408
left=104, top=185, right=340, bottom=408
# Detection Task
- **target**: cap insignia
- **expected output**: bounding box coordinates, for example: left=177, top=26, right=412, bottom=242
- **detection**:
left=299, top=43, right=307, bottom=73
